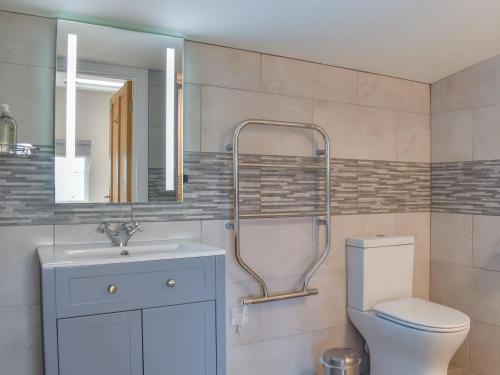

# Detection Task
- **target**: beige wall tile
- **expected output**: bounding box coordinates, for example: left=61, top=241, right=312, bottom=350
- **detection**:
left=315, top=213, right=397, bottom=275
left=472, top=104, right=500, bottom=160
left=184, top=83, right=202, bottom=151
left=358, top=72, right=430, bottom=114
left=470, top=320, right=500, bottom=375
left=184, top=41, right=261, bottom=91
left=130, top=221, right=201, bottom=242
left=239, top=217, right=314, bottom=280
left=431, top=54, right=500, bottom=114
left=227, top=331, right=313, bottom=375
left=0, top=305, right=43, bottom=375
left=431, top=213, right=473, bottom=266
left=413, top=260, right=430, bottom=300
left=261, top=54, right=357, bottom=103
left=0, top=226, right=53, bottom=307
left=0, top=11, right=56, bottom=68
left=55, top=223, right=126, bottom=245
left=202, top=220, right=254, bottom=285
left=452, top=337, right=470, bottom=369
left=431, top=110, right=473, bottom=162
left=430, top=261, right=473, bottom=317
left=431, top=73, right=473, bottom=115
left=396, top=111, right=431, bottom=162
left=313, top=101, right=397, bottom=160
left=201, top=86, right=313, bottom=155
left=311, top=324, right=367, bottom=374
left=0, top=62, right=54, bottom=145
left=397, top=212, right=430, bottom=262
left=472, top=215, right=500, bottom=272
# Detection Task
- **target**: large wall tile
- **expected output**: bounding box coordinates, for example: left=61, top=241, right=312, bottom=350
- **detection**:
left=0, top=226, right=53, bottom=307
left=413, top=260, right=430, bottom=300
left=432, top=54, right=500, bottom=114
left=472, top=215, right=500, bottom=272
left=0, top=62, right=54, bottom=145
left=431, top=213, right=472, bottom=266
left=201, top=86, right=313, bottom=155
left=315, top=213, right=397, bottom=275
left=397, top=212, right=430, bottom=262
left=184, top=41, right=261, bottom=91
left=396, top=111, right=430, bottom=162
left=184, top=83, right=202, bottom=151
left=261, top=54, right=357, bottom=103
left=470, top=320, right=500, bottom=375
left=0, top=11, right=55, bottom=68
left=431, top=110, right=473, bottom=162
left=358, top=72, right=430, bottom=114
left=0, top=305, right=42, bottom=375
left=430, top=261, right=473, bottom=317
left=472, top=104, right=500, bottom=161
left=313, top=101, right=397, bottom=160
left=201, top=220, right=254, bottom=285
left=311, top=324, right=367, bottom=374
left=239, top=217, right=314, bottom=280
left=227, top=331, right=313, bottom=375
left=130, top=220, right=201, bottom=242
left=54, top=223, right=122, bottom=245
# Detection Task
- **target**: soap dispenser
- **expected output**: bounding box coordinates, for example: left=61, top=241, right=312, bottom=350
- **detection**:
left=0, top=104, right=17, bottom=153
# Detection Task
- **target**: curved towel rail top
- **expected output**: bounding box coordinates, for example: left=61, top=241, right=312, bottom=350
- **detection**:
left=230, top=119, right=331, bottom=305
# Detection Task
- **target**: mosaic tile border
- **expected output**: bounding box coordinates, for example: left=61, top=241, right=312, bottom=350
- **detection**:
left=0, top=150, right=431, bottom=226
left=432, top=160, right=500, bottom=215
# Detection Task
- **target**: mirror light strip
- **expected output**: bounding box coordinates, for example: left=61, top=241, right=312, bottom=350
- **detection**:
left=65, top=34, right=77, bottom=159
left=165, top=48, right=176, bottom=191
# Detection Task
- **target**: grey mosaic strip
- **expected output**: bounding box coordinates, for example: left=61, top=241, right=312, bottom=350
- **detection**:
left=358, top=161, right=431, bottom=214
left=0, top=150, right=431, bottom=226
left=432, top=160, right=500, bottom=215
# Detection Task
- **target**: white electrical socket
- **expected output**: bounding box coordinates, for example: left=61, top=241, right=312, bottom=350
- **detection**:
left=231, top=306, right=249, bottom=327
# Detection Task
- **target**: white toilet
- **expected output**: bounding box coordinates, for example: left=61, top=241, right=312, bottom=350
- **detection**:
left=346, top=235, right=470, bottom=375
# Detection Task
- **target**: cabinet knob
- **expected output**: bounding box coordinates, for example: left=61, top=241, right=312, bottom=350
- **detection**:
left=166, top=279, right=176, bottom=288
left=107, top=284, right=118, bottom=294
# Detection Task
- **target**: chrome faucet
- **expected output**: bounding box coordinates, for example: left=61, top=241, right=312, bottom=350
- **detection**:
left=97, top=221, right=144, bottom=247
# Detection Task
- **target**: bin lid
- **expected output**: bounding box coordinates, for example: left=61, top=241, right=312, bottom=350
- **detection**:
left=320, top=348, right=361, bottom=368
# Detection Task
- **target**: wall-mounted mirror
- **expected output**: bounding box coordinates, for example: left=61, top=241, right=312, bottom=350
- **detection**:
left=55, top=20, right=183, bottom=203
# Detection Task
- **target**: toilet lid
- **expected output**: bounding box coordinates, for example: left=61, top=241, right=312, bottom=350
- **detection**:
left=373, top=298, right=470, bottom=333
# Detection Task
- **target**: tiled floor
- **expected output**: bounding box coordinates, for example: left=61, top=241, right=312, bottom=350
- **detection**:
left=448, top=364, right=478, bottom=375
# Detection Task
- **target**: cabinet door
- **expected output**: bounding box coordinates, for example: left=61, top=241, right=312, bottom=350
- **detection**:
left=58, top=310, right=143, bottom=375
left=143, top=301, right=217, bottom=375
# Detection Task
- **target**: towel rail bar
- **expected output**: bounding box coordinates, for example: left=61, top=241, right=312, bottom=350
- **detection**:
left=230, top=119, right=331, bottom=305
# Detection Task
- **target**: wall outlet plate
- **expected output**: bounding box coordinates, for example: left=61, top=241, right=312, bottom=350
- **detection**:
left=231, top=306, right=248, bottom=327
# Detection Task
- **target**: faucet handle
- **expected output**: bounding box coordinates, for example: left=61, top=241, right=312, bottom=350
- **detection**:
left=97, top=222, right=110, bottom=233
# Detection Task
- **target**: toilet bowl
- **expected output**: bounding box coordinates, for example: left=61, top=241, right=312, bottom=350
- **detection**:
left=346, top=235, right=470, bottom=375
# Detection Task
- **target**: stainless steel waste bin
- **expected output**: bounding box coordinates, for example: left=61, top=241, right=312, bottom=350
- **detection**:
left=320, top=348, right=361, bottom=375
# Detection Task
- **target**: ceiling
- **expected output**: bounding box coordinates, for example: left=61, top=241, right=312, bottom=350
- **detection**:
left=3, top=0, right=500, bottom=83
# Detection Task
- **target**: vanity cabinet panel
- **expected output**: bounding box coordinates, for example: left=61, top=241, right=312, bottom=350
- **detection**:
left=57, top=310, right=143, bottom=375
left=143, top=301, right=217, bottom=375
left=41, top=254, right=226, bottom=375
left=55, top=257, right=216, bottom=318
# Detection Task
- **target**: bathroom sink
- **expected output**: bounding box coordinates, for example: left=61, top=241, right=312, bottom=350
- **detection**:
left=37, top=239, right=225, bottom=269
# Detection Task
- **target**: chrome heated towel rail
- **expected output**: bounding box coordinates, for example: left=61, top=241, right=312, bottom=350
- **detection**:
left=229, top=119, right=331, bottom=305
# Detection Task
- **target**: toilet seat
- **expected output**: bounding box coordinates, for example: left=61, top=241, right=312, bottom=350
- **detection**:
left=373, top=298, right=470, bottom=333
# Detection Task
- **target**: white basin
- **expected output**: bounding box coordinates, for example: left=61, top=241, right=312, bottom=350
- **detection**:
left=38, top=239, right=225, bottom=269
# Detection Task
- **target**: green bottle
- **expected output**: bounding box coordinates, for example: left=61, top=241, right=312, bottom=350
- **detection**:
left=0, top=104, right=17, bottom=153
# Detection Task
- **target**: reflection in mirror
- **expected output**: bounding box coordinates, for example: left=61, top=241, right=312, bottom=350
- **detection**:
left=55, top=20, right=184, bottom=203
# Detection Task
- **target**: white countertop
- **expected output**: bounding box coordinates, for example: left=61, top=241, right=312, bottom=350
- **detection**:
left=38, top=239, right=226, bottom=269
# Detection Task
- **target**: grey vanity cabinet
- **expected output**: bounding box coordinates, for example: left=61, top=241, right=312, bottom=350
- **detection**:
left=57, top=311, right=143, bottom=375
left=40, top=255, right=226, bottom=375
left=143, top=302, right=217, bottom=375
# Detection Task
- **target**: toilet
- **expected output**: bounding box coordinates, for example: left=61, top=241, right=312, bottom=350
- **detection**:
left=346, top=235, right=470, bottom=375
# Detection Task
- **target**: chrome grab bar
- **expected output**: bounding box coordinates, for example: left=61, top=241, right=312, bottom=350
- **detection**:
left=231, top=119, right=331, bottom=305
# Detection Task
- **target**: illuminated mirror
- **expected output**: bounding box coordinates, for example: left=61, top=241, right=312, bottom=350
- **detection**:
left=55, top=20, right=184, bottom=203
